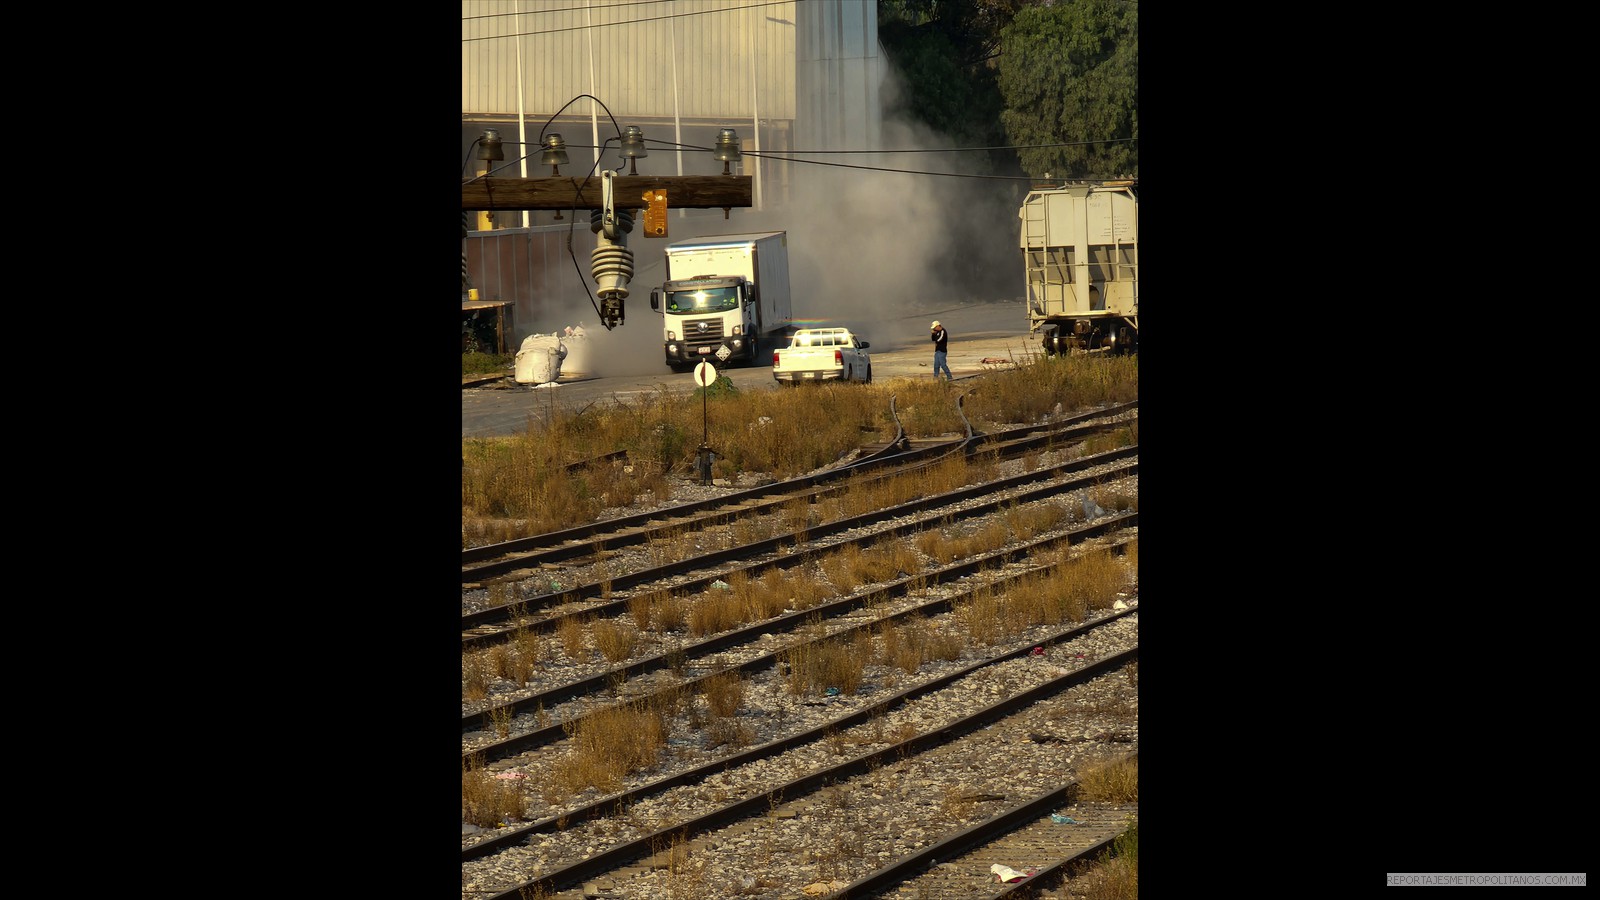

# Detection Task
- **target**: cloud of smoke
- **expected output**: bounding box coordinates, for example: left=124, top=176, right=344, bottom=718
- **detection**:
left=499, top=63, right=1027, bottom=375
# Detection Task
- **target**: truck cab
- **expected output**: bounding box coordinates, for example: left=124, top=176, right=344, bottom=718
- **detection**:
left=651, top=275, right=760, bottom=371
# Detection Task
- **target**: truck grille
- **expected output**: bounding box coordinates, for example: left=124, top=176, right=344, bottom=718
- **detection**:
left=683, top=318, right=725, bottom=349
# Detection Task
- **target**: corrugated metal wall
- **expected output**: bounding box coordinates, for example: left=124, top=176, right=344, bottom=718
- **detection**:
left=462, top=0, right=882, bottom=346
left=463, top=0, right=796, bottom=121
left=796, top=0, right=880, bottom=151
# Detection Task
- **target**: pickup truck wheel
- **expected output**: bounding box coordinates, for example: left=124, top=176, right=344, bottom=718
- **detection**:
left=864, top=364, right=872, bottom=384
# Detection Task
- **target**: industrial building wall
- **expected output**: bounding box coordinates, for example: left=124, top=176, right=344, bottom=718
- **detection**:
left=796, top=0, right=881, bottom=152
left=462, top=0, right=883, bottom=346
left=463, top=0, right=796, bottom=122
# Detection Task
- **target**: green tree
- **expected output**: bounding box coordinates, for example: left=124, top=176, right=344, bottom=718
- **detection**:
left=877, top=0, right=1021, bottom=159
left=997, top=0, right=1138, bottom=180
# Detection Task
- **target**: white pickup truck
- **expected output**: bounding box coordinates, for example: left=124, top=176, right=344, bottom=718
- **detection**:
left=772, top=327, right=873, bottom=384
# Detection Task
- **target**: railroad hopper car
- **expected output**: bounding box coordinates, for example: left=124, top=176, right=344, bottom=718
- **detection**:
left=1019, top=180, right=1139, bottom=354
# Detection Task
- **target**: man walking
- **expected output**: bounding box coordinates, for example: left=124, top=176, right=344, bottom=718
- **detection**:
left=931, top=320, right=952, bottom=380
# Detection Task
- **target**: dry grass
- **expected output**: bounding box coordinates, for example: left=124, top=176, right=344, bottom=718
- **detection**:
left=1002, top=500, right=1074, bottom=540
left=688, top=584, right=745, bottom=637
left=551, top=701, right=670, bottom=796
left=628, top=593, right=654, bottom=630
left=779, top=496, right=815, bottom=539
left=556, top=614, right=589, bottom=660
left=820, top=544, right=867, bottom=595
left=487, top=704, right=514, bottom=738
left=592, top=618, right=641, bottom=662
left=701, top=670, right=745, bottom=718
left=779, top=638, right=867, bottom=697
left=461, top=758, right=525, bottom=827
left=647, top=525, right=693, bottom=568
left=782, top=564, right=835, bottom=611
left=703, top=717, right=755, bottom=751
left=936, top=784, right=978, bottom=820
left=878, top=616, right=966, bottom=674
left=1010, top=544, right=1135, bottom=625
left=462, top=353, right=1136, bottom=547
left=656, top=594, right=691, bottom=631
left=651, top=829, right=708, bottom=900
left=1075, top=819, right=1138, bottom=900
left=1076, top=756, right=1139, bottom=803
left=748, top=567, right=793, bottom=619
left=508, top=627, right=541, bottom=683
left=462, top=654, right=492, bottom=702
left=958, top=581, right=1007, bottom=646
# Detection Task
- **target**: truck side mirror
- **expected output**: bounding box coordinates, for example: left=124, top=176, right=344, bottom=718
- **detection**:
left=650, top=288, right=660, bottom=312
left=859, top=341, right=870, bottom=349
left=746, top=283, right=758, bottom=305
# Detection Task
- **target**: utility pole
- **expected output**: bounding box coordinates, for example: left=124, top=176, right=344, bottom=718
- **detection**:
left=462, top=127, right=753, bottom=330
left=461, top=175, right=751, bottom=213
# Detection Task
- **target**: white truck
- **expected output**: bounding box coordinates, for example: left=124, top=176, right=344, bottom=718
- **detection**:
left=648, top=231, right=794, bottom=372
left=772, top=327, right=872, bottom=385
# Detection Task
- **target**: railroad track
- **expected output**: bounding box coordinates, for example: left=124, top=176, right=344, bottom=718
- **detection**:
left=462, top=393, right=1139, bottom=899
left=462, top=523, right=1137, bottom=758
left=827, top=755, right=1137, bottom=900
left=462, top=632, right=1138, bottom=899
left=461, top=398, right=1137, bottom=584
left=461, top=443, right=1137, bottom=655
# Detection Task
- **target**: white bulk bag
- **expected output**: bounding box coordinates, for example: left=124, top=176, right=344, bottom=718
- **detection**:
left=514, top=333, right=567, bottom=384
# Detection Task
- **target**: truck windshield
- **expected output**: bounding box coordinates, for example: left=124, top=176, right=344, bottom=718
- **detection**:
left=666, top=286, right=739, bottom=313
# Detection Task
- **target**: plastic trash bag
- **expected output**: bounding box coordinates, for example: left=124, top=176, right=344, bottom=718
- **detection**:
left=991, top=864, right=1035, bottom=883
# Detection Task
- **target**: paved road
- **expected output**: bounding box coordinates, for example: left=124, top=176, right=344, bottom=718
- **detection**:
left=462, top=298, right=1043, bottom=439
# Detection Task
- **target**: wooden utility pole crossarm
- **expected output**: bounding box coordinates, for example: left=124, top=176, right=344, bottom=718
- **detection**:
left=462, top=175, right=752, bottom=210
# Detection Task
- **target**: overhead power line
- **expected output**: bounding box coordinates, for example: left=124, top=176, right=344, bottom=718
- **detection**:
left=463, top=0, right=795, bottom=41
left=465, top=137, right=1138, bottom=184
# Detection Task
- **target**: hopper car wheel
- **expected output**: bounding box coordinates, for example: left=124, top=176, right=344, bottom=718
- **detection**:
left=1117, top=326, right=1137, bottom=355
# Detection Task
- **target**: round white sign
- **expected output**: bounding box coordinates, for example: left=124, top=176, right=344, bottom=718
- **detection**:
left=693, top=361, right=718, bottom=387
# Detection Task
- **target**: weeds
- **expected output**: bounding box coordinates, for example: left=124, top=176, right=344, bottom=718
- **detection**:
left=1076, top=757, right=1139, bottom=803
left=550, top=701, right=669, bottom=797
left=464, top=352, right=1137, bottom=547
left=462, top=655, right=492, bottom=702
left=487, top=704, right=514, bottom=738
left=1081, top=819, right=1138, bottom=900
left=592, top=618, right=640, bottom=662
left=461, top=758, right=525, bottom=827
left=701, top=670, right=745, bottom=718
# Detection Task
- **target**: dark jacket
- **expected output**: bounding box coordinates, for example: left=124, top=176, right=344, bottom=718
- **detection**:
left=931, top=327, right=948, bottom=353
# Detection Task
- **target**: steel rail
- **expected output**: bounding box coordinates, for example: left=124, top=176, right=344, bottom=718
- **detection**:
left=462, top=441, right=1138, bottom=637
left=476, top=646, right=1139, bottom=899
left=460, top=451, right=1136, bottom=660
left=463, top=517, right=1136, bottom=759
left=836, top=751, right=1139, bottom=900
left=461, top=415, right=1111, bottom=581
left=461, top=399, right=1137, bottom=571
left=463, top=603, right=1136, bottom=861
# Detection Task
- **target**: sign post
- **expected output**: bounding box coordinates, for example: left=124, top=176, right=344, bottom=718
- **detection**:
left=693, top=361, right=717, bottom=484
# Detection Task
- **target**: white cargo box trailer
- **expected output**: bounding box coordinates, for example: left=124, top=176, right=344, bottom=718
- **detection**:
left=650, top=231, right=794, bottom=371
